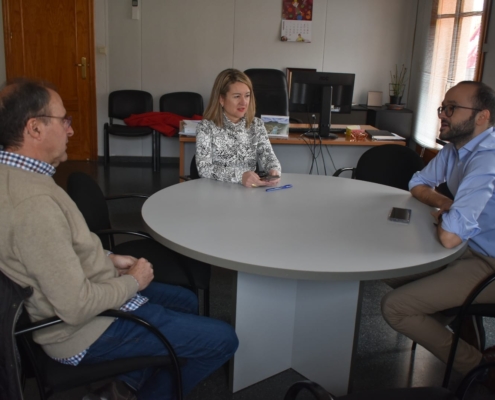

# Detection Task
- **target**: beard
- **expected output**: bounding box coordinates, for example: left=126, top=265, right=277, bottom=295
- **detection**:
left=439, top=113, right=476, bottom=145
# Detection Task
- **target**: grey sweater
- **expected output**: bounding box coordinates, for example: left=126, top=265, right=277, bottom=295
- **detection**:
left=0, top=164, right=137, bottom=358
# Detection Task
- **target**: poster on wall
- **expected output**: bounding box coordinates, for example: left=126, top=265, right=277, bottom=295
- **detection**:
left=281, top=0, right=312, bottom=43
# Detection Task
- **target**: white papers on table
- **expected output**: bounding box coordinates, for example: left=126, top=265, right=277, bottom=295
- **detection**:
left=371, top=132, right=406, bottom=141
left=179, top=120, right=200, bottom=136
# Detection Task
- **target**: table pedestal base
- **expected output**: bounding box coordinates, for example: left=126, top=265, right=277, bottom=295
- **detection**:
left=231, top=272, right=360, bottom=395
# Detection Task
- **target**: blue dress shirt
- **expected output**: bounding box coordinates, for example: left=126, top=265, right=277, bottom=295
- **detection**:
left=409, top=127, right=495, bottom=258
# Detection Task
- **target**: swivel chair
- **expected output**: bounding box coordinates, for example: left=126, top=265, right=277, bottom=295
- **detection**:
left=244, top=69, right=289, bottom=117
left=66, top=172, right=211, bottom=316
left=333, top=144, right=425, bottom=191
left=0, top=270, right=184, bottom=400
left=104, top=90, right=159, bottom=172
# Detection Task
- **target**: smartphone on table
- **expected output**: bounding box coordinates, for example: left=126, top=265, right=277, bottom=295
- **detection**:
left=388, top=207, right=411, bottom=223
left=261, top=175, right=280, bottom=182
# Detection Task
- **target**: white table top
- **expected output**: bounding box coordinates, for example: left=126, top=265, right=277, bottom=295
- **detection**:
left=142, top=173, right=466, bottom=281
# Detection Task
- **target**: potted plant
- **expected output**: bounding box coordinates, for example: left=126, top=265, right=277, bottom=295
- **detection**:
left=389, top=64, right=407, bottom=105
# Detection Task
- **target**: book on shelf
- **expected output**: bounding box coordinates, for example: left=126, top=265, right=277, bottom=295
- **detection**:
left=179, top=120, right=201, bottom=136
left=261, top=115, right=289, bottom=138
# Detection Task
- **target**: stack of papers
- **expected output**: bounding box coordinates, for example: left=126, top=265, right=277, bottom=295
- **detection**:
left=365, top=129, right=406, bottom=141
left=261, top=115, right=289, bottom=139
left=179, top=120, right=201, bottom=136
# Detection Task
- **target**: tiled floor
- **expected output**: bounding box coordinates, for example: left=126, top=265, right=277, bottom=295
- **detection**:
left=22, top=159, right=494, bottom=399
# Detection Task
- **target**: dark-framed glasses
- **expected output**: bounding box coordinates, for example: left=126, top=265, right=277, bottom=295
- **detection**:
left=437, top=105, right=481, bottom=117
left=36, top=115, right=73, bottom=129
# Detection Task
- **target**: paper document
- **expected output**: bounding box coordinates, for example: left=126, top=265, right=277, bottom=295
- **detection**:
left=179, top=120, right=201, bottom=136
left=371, top=132, right=405, bottom=141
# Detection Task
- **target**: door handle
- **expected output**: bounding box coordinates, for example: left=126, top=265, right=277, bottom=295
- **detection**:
left=75, top=57, right=87, bottom=79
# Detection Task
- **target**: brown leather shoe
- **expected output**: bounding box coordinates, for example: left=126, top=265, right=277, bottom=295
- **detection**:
left=83, top=380, right=137, bottom=400
left=456, top=315, right=485, bottom=352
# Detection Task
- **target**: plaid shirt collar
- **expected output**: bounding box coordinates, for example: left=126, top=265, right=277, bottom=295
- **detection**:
left=0, top=150, right=56, bottom=177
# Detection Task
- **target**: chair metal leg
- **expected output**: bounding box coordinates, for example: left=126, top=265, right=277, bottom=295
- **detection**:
left=152, top=130, right=157, bottom=172
left=155, top=131, right=161, bottom=172
left=104, top=125, right=110, bottom=167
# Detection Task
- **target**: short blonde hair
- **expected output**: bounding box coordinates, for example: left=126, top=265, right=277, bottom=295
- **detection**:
left=203, top=69, right=256, bottom=128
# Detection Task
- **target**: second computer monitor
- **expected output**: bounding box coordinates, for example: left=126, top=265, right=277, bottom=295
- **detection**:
left=289, top=71, right=355, bottom=138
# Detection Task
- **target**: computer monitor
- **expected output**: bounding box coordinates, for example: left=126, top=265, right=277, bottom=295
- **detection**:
left=289, top=71, right=355, bottom=139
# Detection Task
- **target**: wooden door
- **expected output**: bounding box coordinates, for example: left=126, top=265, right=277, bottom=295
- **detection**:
left=2, top=0, right=97, bottom=161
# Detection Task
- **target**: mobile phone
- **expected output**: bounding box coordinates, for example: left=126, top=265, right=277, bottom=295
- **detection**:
left=261, top=175, right=280, bottom=181
left=388, top=207, right=411, bottom=223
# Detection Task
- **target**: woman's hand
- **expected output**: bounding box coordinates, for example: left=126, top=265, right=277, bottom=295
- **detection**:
left=241, top=170, right=281, bottom=188
left=242, top=171, right=264, bottom=188
left=263, top=170, right=281, bottom=187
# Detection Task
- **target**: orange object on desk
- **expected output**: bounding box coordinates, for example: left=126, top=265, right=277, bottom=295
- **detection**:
left=346, top=129, right=368, bottom=141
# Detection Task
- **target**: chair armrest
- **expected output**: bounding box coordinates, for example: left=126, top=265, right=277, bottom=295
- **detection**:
left=456, top=272, right=495, bottom=317
left=96, top=229, right=153, bottom=240
left=284, top=380, right=336, bottom=400
left=443, top=271, right=495, bottom=387
left=333, top=167, right=355, bottom=177
left=15, top=309, right=184, bottom=399
left=105, top=194, right=149, bottom=201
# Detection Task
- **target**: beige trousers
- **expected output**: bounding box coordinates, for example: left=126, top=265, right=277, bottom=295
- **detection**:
left=381, top=247, right=495, bottom=375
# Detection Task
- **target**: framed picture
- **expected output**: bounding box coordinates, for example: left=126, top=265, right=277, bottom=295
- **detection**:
left=286, top=68, right=317, bottom=97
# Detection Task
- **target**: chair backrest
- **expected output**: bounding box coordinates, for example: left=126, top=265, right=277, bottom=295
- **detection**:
left=355, top=144, right=425, bottom=191
left=244, top=69, right=289, bottom=117
left=0, top=270, right=32, bottom=400
left=66, top=172, right=112, bottom=248
left=190, top=155, right=199, bottom=180
left=108, top=90, right=153, bottom=121
left=159, top=92, right=204, bottom=117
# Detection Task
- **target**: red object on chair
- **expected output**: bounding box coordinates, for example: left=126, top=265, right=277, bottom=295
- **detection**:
left=124, top=112, right=202, bottom=137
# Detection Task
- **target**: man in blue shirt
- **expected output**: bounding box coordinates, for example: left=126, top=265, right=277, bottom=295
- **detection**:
left=381, top=81, right=495, bottom=386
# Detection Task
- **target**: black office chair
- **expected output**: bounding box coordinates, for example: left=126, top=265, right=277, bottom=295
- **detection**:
left=408, top=271, right=495, bottom=389
left=244, top=69, right=289, bottom=117
left=333, top=144, right=425, bottom=191
left=66, top=172, right=211, bottom=316
left=284, top=362, right=495, bottom=400
left=179, top=155, right=200, bottom=182
left=0, top=270, right=184, bottom=400
left=159, top=92, right=204, bottom=119
left=104, top=90, right=160, bottom=172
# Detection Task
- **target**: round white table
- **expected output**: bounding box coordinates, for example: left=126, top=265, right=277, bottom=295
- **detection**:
left=142, top=173, right=466, bottom=395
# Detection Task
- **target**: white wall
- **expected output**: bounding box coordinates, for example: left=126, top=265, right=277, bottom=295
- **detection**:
left=95, top=0, right=418, bottom=158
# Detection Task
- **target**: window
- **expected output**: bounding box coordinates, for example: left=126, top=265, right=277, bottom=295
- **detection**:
left=413, top=0, right=489, bottom=149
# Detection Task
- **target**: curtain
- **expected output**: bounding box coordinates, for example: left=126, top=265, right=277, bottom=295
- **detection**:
left=409, top=0, right=486, bottom=149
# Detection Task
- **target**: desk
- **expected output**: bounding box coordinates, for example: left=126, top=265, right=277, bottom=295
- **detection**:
left=142, top=174, right=465, bottom=395
left=179, top=124, right=405, bottom=178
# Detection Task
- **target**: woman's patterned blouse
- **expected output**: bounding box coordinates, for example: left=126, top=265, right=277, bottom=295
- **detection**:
left=195, top=114, right=282, bottom=184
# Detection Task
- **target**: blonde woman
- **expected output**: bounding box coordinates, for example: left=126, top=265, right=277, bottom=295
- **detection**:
left=196, top=69, right=281, bottom=188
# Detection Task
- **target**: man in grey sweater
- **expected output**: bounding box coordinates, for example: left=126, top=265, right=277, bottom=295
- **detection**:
left=0, top=79, right=238, bottom=400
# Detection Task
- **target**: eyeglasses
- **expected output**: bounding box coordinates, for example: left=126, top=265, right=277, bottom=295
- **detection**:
left=437, top=105, right=481, bottom=117
left=36, top=115, right=73, bottom=129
